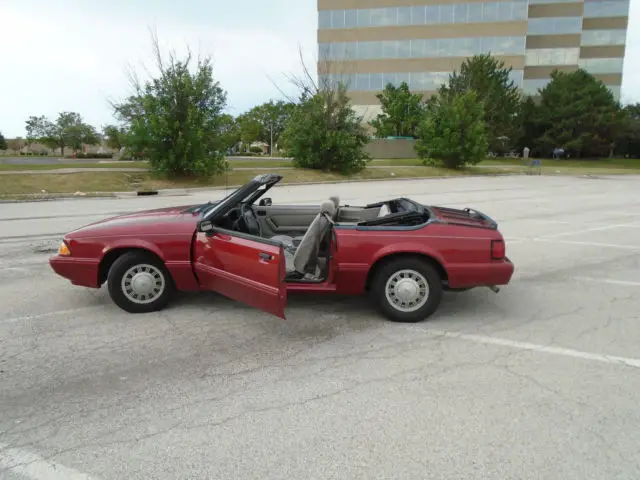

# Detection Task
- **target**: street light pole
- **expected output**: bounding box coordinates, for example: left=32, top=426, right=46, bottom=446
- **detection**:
left=270, top=123, right=273, bottom=157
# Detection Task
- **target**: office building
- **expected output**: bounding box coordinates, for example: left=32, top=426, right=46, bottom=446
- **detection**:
left=317, top=0, right=630, bottom=124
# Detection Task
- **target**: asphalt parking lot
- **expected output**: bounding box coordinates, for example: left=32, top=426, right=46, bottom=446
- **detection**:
left=1, top=174, right=639, bottom=480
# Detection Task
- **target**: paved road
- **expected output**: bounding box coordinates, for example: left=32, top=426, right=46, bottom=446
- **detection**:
left=0, top=156, right=289, bottom=165
left=1, top=175, right=639, bottom=480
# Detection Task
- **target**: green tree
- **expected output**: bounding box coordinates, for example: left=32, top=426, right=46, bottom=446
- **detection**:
left=237, top=100, right=296, bottom=152
left=25, top=112, right=100, bottom=155
left=111, top=35, right=230, bottom=176
left=218, top=114, right=241, bottom=152
left=415, top=90, right=488, bottom=169
left=369, top=82, right=424, bottom=138
left=616, top=103, right=640, bottom=158
left=102, top=124, right=126, bottom=150
left=281, top=82, right=370, bottom=174
left=515, top=96, right=545, bottom=156
left=0, top=131, right=7, bottom=150
left=437, top=54, right=522, bottom=155
left=534, top=69, right=623, bottom=158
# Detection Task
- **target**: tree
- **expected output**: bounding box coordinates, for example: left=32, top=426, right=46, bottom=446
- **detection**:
left=616, top=103, right=640, bottom=158
left=369, top=82, right=424, bottom=138
left=218, top=114, right=241, bottom=152
left=437, top=54, right=522, bottom=155
left=237, top=100, right=297, bottom=151
left=533, top=69, right=623, bottom=158
left=102, top=124, right=126, bottom=150
left=415, top=90, right=488, bottom=169
left=0, top=131, right=7, bottom=150
left=280, top=81, right=370, bottom=174
left=111, top=34, right=231, bottom=176
left=25, top=112, right=100, bottom=155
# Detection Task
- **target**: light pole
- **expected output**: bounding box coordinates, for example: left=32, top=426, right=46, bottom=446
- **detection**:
left=269, top=122, right=274, bottom=157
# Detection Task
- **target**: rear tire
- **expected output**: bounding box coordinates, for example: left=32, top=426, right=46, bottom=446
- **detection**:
left=107, top=251, right=174, bottom=313
left=371, top=257, right=443, bottom=323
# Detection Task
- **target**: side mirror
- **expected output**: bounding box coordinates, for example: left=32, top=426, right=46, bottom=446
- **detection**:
left=259, top=198, right=272, bottom=207
left=197, top=220, right=213, bottom=233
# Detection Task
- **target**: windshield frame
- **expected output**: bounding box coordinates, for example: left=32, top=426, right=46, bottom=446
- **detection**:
left=200, top=174, right=282, bottom=221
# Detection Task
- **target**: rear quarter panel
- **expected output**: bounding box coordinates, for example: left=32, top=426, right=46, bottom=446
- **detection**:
left=333, top=222, right=505, bottom=294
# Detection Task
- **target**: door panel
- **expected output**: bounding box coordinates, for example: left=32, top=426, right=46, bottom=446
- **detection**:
left=254, top=204, right=319, bottom=237
left=193, top=230, right=287, bottom=319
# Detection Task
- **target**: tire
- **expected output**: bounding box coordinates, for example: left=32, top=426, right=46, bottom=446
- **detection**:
left=107, top=251, right=175, bottom=313
left=371, top=257, right=443, bottom=323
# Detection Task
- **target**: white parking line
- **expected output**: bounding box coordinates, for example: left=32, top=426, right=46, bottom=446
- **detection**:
left=573, top=276, right=640, bottom=287
left=532, top=238, right=640, bottom=251
left=539, top=222, right=640, bottom=239
left=427, top=329, right=640, bottom=369
left=0, top=443, right=99, bottom=480
left=0, top=306, right=103, bottom=325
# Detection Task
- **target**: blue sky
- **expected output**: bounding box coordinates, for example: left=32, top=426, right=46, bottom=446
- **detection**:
left=1, top=0, right=638, bottom=138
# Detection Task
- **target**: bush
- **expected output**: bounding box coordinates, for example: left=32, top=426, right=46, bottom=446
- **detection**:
left=249, top=146, right=263, bottom=154
left=281, top=86, right=370, bottom=174
left=65, top=152, right=114, bottom=159
left=416, top=90, right=488, bottom=169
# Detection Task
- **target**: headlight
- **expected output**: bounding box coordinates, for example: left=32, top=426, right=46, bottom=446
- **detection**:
left=58, top=241, right=71, bottom=256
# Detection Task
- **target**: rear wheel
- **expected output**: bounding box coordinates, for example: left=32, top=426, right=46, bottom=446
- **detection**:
left=107, top=251, right=174, bottom=313
left=371, top=257, right=443, bottom=323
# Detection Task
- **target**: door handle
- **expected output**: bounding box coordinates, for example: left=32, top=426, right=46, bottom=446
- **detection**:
left=259, top=252, right=273, bottom=261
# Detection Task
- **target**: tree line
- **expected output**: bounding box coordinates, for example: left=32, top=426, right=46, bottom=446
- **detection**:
left=2, top=43, right=638, bottom=176
left=370, top=54, right=640, bottom=168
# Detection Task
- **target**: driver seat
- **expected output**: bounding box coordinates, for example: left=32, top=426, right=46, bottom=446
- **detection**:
left=283, top=200, right=336, bottom=276
left=271, top=197, right=339, bottom=251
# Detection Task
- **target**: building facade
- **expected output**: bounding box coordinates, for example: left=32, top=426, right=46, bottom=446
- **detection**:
left=317, top=0, right=630, bottom=123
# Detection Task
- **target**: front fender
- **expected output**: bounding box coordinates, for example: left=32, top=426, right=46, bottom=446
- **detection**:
left=101, top=238, right=166, bottom=261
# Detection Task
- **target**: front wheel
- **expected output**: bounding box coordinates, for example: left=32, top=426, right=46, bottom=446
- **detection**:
left=371, top=257, right=443, bottom=323
left=107, top=251, right=175, bottom=313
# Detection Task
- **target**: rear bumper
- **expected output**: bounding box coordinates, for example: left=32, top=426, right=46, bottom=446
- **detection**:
left=447, top=257, right=515, bottom=289
left=49, top=255, right=100, bottom=288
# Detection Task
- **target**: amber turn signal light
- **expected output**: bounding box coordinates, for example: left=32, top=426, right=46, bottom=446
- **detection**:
left=58, top=242, right=71, bottom=256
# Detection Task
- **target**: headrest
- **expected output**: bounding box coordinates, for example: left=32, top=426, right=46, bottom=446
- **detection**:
left=320, top=199, right=336, bottom=217
left=329, top=196, right=340, bottom=208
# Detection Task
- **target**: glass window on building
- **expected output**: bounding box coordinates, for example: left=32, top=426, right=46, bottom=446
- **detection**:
left=581, top=29, right=628, bottom=46
left=411, top=6, right=426, bottom=25
left=525, top=48, right=580, bottom=66
left=583, top=0, right=630, bottom=18
left=344, top=10, right=358, bottom=28
left=397, top=7, right=412, bottom=26
left=527, top=17, right=583, bottom=35
left=523, top=78, right=551, bottom=95
left=578, top=57, right=624, bottom=73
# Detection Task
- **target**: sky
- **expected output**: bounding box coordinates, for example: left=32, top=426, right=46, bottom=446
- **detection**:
left=1, top=0, right=639, bottom=138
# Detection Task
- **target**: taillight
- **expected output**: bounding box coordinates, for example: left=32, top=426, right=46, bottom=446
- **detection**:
left=491, top=239, right=505, bottom=260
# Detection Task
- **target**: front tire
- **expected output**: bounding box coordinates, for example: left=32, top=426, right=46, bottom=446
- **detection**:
left=371, top=257, right=443, bottom=323
left=107, top=251, right=174, bottom=313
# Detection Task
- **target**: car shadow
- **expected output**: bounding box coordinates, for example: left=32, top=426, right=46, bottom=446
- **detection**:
left=168, top=287, right=505, bottom=331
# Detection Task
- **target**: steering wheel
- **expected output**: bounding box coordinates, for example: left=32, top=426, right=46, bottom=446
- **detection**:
left=237, top=203, right=261, bottom=236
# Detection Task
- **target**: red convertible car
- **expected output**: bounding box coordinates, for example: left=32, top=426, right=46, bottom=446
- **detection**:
left=49, top=174, right=514, bottom=322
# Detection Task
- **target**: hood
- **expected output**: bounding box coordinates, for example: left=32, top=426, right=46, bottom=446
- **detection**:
left=67, top=204, right=204, bottom=238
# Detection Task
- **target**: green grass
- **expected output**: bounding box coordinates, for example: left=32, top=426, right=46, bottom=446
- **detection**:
left=1, top=158, right=639, bottom=199
left=0, top=165, right=508, bottom=197
left=0, top=161, right=149, bottom=171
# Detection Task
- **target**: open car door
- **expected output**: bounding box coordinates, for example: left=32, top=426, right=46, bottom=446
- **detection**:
left=193, top=227, right=288, bottom=319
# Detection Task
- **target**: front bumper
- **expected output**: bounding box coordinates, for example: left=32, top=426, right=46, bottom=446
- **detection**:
left=49, top=255, right=100, bottom=288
